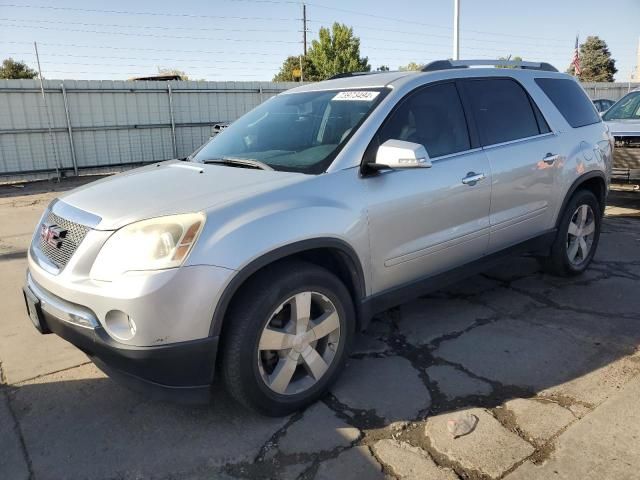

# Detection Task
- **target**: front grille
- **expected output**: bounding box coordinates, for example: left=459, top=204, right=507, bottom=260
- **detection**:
left=37, top=211, right=90, bottom=269
left=614, top=136, right=640, bottom=169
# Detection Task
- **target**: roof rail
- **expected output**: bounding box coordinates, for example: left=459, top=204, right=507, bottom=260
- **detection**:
left=421, top=59, right=558, bottom=73
left=328, top=71, right=385, bottom=80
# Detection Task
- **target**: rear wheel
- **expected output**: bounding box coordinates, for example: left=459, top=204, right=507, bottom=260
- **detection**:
left=220, top=260, right=355, bottom=416
left=542, top=189, right=602, bottom=276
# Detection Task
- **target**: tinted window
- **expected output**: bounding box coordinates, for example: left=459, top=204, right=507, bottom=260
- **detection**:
left=464, top=78, right=540, bottom=145
left=532, top=100, right=551, bottom=134
left=602, top=91, right=640, bottom=121
left=536, top=78, right=601, bottom=128
left=379, top=82, right=470, bottom=158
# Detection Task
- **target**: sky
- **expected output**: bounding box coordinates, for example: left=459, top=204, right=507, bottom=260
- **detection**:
left=0, top=0, right=638, bottom=82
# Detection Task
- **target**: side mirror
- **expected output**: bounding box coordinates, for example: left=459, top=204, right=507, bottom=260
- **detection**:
left=372, top=139, right=432, bottom=170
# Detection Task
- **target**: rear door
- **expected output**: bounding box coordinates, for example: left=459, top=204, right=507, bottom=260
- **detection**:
left=365, top=81, right=492, bottom=294
left=460, top=77, right=559, bottom=252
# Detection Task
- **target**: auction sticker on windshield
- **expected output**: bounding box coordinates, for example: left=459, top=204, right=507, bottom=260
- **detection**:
left=333, top=91, right=380, bottom=101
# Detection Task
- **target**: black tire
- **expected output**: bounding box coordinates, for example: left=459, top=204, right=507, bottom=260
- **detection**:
left=220, top=260, right=355, bottom=416
left=542, top=189, right=602, bottom=277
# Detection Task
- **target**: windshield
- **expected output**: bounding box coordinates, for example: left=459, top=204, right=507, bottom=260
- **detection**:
left=603, top=91, right=640, bottom=121
left=192, top=89, right=387, bottom=174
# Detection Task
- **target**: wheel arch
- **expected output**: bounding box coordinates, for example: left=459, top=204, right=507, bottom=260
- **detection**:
left=209, top=238, right=367, bottom=338
left=556, top=171, right=607, bottom=227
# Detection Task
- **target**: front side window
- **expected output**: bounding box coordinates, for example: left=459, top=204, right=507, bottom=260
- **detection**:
left=602, top=91, right=640, bottom=121
left=464, top=78, right=541, bottom=146
left=378, top=82, right=471, bottom=158
left=535, top=77, right=601, bottom=128
left=192, top=89, right=386, bottom=174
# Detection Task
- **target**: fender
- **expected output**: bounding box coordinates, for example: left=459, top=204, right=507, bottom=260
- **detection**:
left=555, top=170, right=607, bottom=226
left=208, top=238, right=367, bottom=337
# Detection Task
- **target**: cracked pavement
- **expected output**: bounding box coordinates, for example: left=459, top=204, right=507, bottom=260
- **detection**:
left=1, top=179, right=639, bottom=480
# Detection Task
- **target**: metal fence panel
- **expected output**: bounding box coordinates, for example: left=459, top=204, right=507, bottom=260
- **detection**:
left=0, top=79, right=301, bottom=178
left=581, top=82, right=640, bottom=101
left=2, top=79, right=638, bottom=180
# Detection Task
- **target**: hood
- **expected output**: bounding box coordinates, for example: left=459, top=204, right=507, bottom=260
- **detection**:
left=58, top=161, right=307, bottom=230
left=605, top=119, right=640, bottom=135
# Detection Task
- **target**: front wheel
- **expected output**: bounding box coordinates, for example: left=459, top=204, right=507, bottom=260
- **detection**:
left=542, top=189, right=602, bottom=277
left=220, top=260, right=355, bottom=416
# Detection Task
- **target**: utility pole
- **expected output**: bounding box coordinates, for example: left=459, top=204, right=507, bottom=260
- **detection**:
left=299, top=3, right=307, bottom=82
left=453, top=0, right=460, bottom=60
left=302, top=3, right=308, bottom=56
left=34, top=41, right=61, bottom=181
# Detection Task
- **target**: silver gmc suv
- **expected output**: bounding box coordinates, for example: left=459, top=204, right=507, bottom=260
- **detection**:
left=23, top=60, right=613, bottom=416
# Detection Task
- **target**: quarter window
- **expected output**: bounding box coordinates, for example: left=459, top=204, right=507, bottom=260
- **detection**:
left=378, top=82, right=471, bottom=158
left=463, top=78, right=541, bottom=146
left=536, top=78, right=601, bottom=128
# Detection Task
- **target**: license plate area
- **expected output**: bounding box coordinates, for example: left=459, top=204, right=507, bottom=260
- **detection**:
left=23, top=287, right=50, bottom=334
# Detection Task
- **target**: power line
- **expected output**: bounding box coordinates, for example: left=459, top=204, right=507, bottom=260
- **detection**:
left=0, top=17, right=294, bottom=34
left=0, top=2, right=573, bottom=46
left=41, top=70, right=270, bottom=78
left=0, top=22, right=574, bottom=60
left=0, top=41, right=290, bottom=57
left=5, top=51, right=283, bottom=65
left=35, top=61, right=279, bottom=72
left=0, top=3, right=296, bottom=22
left=0, top=22, right=301, bottom=44
left=304, top=2, right=572, bottom=44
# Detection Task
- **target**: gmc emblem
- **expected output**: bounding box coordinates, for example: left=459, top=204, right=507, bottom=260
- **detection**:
left=41, top=223, right=67, bottom=249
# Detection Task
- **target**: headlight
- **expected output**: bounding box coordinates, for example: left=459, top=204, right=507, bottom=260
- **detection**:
left=90, top=213, right=205, bottom=281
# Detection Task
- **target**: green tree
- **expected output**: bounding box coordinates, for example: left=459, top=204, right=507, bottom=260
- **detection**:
left=398, top=62, right=424, bottom=71
left=567, top=36, right=617, bottom=82
left=307, top=23, right=370, bottom=80
left=273, top=55, right=320, bottom=82
left=376, top=65, right=390, bottom=72
left=0, top=58, right=38, bottom=79
left=496, top=56, right=523, bottom=68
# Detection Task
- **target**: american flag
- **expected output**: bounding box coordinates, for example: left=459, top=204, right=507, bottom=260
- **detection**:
left=572, top=36, right=581, bottom=76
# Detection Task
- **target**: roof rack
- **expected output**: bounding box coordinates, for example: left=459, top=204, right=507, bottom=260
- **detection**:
left=421, top=59, right=558, bottom=73
left=328, top=71, right=385, bottom=80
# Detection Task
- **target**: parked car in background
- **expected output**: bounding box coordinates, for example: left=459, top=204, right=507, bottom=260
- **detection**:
left=602, top=89, right=640, bottom=180
left=24, top=60, right=613, bottom=416
left=593, top=98, right=615, bottom=113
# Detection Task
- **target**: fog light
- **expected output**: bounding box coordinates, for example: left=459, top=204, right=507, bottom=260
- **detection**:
left=104, top=310, right=136, bottom=341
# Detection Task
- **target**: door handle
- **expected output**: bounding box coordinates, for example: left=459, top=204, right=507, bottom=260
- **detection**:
left=461, top=172, right=486, bottom=186
left=543, top=153, right=559, bottom=165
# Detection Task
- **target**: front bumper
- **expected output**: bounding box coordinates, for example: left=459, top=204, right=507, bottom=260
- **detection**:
left=24, top=277, right=219, bottom=403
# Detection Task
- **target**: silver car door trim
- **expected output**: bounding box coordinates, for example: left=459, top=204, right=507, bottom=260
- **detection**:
left=481, top=132, right=556, bottom=152
left=490, top=206, right=548, bottom=233
left=385, top=227, right=490, bottom=267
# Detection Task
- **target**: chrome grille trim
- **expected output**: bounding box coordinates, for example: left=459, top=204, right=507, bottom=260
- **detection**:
left=37, top=211, right=90, bottom=269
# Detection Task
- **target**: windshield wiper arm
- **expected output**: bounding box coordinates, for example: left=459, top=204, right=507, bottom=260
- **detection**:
left=201, top=157, right=273, bottom=171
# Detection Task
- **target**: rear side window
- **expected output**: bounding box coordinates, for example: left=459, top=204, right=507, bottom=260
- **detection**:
left=379, top=82, right=470, bottom=158
left=463, top=78, right=541, bottom=146
left=535, top=78, right=601, bottom=128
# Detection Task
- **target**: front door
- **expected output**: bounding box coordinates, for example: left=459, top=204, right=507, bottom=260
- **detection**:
left=365, top=82, right=492, bottom=294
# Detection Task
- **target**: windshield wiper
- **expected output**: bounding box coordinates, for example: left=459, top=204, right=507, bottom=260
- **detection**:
left=201, top=157, right=273, bottom=171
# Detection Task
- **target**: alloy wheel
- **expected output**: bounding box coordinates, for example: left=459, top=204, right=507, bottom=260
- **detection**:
left=257, top=291, right=341, bottom=395
left=566, top=204, right=596, bottom=266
